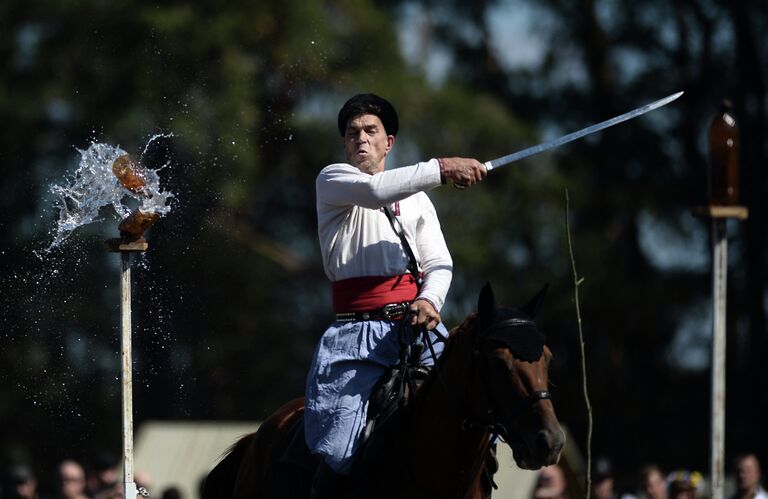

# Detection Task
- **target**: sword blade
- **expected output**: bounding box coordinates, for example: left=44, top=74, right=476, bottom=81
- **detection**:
left=484, top=91, right=684, bottom=171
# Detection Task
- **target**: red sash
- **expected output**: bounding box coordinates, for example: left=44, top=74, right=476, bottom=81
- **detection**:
left=332, top=274, right=419, bottom=312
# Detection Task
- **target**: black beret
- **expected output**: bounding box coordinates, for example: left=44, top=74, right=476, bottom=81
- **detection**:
left=337, top=93, right=399, bottom=137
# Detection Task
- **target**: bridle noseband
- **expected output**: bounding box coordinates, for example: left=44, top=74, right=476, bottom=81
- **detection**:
left=482, top=388, right=552, bottom=442
left=529, top=390, right=553, bottom=402
left=470, top=353, right=551, bottom=441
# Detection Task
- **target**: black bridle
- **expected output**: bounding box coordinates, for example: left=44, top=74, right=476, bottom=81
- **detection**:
left=468, top=350, right=551, bottom=443
left=421, top=317, right=552, bottom=439
left=475, top=358, right=552, bottom=442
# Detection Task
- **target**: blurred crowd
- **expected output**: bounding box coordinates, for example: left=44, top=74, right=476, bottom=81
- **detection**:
left=531, top=452, right=766, bottom=499
left=0, top=452, right=184, bottom=499
left=2, top=450, right=765, bottom=498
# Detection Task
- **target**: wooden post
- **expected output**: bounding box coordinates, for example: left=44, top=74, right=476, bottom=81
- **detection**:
left=120, top=251, right=138, bottom=499
left=692, top=206, right=747, bottom=499
left=710, top=217, right=727, bottom=499
left=698, top=100, right=743, bottom=499
left=106, top=237, right=149, bottom=499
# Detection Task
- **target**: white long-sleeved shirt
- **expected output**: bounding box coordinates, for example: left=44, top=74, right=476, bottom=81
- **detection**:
left=316, top=159, right=453, bottom=311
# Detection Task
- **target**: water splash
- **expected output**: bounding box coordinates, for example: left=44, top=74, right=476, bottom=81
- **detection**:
left=48, top=141, right=174, bottom=248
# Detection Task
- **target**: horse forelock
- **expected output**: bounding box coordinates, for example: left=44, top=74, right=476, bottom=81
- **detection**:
left=479, top=307, right=546, bottom=363
left=444, top=308, right=546, bottom=362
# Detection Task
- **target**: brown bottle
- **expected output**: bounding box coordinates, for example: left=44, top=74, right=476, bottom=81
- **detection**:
left=707, top=100, right=739, bottom=205
left=119, top=210, right=160, bottom=239
left=112, top=154, right=148, bottom=194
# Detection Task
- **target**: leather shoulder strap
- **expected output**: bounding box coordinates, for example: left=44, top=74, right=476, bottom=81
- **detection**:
left=382, top=205, right=423, bottom=288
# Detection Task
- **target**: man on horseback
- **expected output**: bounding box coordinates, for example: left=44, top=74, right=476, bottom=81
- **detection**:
left=306, top=93, right=487, bottom=498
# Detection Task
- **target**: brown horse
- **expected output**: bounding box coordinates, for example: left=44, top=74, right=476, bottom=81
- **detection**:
left=202, top=283, right=564, bottom=499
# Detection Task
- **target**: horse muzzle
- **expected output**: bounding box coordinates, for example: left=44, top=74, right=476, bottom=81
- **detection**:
left=509, top=424, right=565, bottom=470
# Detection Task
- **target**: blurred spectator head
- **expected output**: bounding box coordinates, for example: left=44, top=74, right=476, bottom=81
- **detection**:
left=641, top=464, right=667, bottom=499
left=533, top=464, right=568, bottom=499
left=592, top=457, right=616, bottom=499
left=734, top=452, right=763, bottom=495
left=1, top=465, right=38, bottom=499
left=666, top=470, right=702, bottom=499
left=161, top=486, right=183, bottom=499
left=57, top=460, right=86, bottom=499
left=85, top=451, right=118, bottom=495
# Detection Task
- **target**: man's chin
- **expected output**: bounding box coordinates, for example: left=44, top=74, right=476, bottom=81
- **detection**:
left=350, top=159, right=377, bottom=173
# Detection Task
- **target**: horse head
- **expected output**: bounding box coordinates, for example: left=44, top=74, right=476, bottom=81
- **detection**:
left=472, top=282, right=565, bottom=470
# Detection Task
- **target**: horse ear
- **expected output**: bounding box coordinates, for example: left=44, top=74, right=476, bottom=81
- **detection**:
left=521, top=283, right=549, bottom=318
left=478, top=282, right=496, bottom=320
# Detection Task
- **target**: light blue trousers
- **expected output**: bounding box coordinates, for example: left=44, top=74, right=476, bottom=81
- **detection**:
left=304, top=319, right=447, bottom=474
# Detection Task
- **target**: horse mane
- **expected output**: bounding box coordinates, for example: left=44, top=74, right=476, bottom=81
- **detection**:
left=350, top=317, right=479, bottom=480
left=201, top=432, right=255, bottom=499
left=451, top=311, right=479, bottom=335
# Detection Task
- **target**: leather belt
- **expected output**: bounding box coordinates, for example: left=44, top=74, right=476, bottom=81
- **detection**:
left=335, top=302, right=411, bottom=323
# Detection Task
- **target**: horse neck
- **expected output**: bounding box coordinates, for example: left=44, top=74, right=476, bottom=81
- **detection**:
left=406, top=323, right=490, bottom=491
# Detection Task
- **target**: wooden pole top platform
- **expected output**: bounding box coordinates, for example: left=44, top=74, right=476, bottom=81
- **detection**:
left=105, top=237, right=149, bottom=252
left=692, top=205, right=749, bottom=220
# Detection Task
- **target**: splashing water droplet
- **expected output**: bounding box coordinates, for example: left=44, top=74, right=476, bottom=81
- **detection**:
left=47, top=142, right=174, bottom=249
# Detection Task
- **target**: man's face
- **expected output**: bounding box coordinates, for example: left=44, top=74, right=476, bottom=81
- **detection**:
left=58, top=462, right=86, bottom=498
left=534, top=465, right=567, bottom=498
left=592, top=477, right=614, bottom=499
left=343, top=113, right=394, bottom=174
left=644, top=470, right=668, bottom=499
left=737, top=455, right=761, bottom=491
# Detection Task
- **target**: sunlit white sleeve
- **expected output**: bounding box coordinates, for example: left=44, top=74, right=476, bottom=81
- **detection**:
left=412, top=193, right=452, bottom=311
left=316, top=160, right=442, bottom=209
